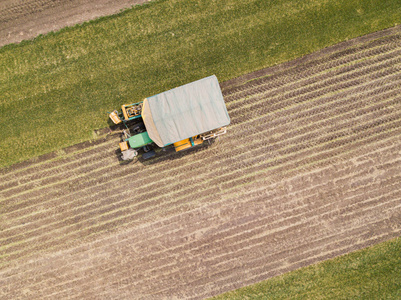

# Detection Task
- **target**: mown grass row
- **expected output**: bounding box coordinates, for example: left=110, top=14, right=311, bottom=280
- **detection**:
left=6, top=191, right=400, bottom=298
left=2, top=149, right=391, bottom=257
left=43, top=226, right=396, bottom=299
left=223, top=33, right=401, bottom=102
left=188, top=184, right=401, bottom=298
left=1, top=0, right=401, bottom=168
left=1, top=1, right=398, bottom=230
left=205, top=152, right=401, bottom=298
left=225, top=134, right=401, bottom=202
left=222, top=122, right=401, bottom=191
left=2, top=15, right=400, bottom=296
left=3, top=86, right=398, bottom=208
left=171, top=229, right=400, bottom=299
left=3, top=92, right=400, bottom=246
left=204, top=230, right=400, bottom=300
left=2, top=145, right=396, bottom=298
left=0, top=132, right=117, bottom=180
left=2, top=131, right=396, bottom=270
left=85, top=227, right=399, bottom=298
left=221, top=35, right=401, bottom=108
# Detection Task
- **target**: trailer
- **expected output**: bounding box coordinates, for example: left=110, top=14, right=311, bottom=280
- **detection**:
left=109, top=75, right=230, bottom=160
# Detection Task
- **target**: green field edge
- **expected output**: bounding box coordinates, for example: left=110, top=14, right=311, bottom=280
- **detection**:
left=0, top=0, right=161, bottom=53
left=210, top=236, right=401, bottom=300
left=21, top=226, right=401, bottom=297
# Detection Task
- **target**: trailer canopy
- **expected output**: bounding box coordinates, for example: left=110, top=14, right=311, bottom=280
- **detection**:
left=142, top=75, right=230, bottom=147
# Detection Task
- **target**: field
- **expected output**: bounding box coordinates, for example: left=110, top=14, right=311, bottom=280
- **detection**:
left=0, top=0, right=147, bottom=47
left=2, top=0, right=401, bottom=169
left=213, top=237, right=401, bottom=299
left=1, top=24, right=401, bottom=298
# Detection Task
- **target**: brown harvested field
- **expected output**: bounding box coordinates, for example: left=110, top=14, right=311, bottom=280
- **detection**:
left=1, top=25, right=401, bottom=299
left=0, top=0, right=149, bottom=47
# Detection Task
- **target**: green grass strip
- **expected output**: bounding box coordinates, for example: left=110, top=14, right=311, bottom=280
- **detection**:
left=211, top=236, right=401, bottom=299
left=1, top=0, right=401, bottom=168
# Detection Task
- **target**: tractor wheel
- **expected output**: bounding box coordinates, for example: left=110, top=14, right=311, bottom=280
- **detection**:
left=132, top=122, right=145, bottom=133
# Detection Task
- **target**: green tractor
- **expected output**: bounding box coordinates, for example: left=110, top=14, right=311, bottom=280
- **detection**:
left=109, top=75, right=230, bottom=160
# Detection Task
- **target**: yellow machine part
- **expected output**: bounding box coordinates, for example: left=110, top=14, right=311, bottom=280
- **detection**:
left=126, top=105, right=141, bottom=117
left=109, top=110, right=122, bottom=124
left=121, top=103, right=142, bottom=121
left=174, top=136, right=203, bottom=152
left=193, top=136, right=203, bottom=146
left=174, top=139, right=191, bottom=152
left=121, top=105, right=129, bottom=121
left=119, top=141, right=129, bottom=152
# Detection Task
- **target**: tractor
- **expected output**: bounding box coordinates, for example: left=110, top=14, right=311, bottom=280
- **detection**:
left=108, top=75, right=230, bottom=160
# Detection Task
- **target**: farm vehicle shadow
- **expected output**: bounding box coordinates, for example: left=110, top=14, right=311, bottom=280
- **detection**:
left=114, top=138, right=216, bottom=166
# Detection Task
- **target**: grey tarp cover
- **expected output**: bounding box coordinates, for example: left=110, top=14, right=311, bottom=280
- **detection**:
left=142, top=75, right=230, bottom=147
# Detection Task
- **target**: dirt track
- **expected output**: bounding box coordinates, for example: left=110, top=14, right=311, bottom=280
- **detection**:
left=1, top=24, right=401, bottom=299
left=0, top=0, right=150, bottom=47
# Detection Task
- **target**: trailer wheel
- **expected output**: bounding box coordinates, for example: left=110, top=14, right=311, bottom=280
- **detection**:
left=132, top=122, right=145, bottom=133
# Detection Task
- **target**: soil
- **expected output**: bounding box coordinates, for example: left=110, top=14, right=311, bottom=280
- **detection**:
left=0, top=0, right=151, bottom=47
left=1, top=3, right=401, bottom=299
